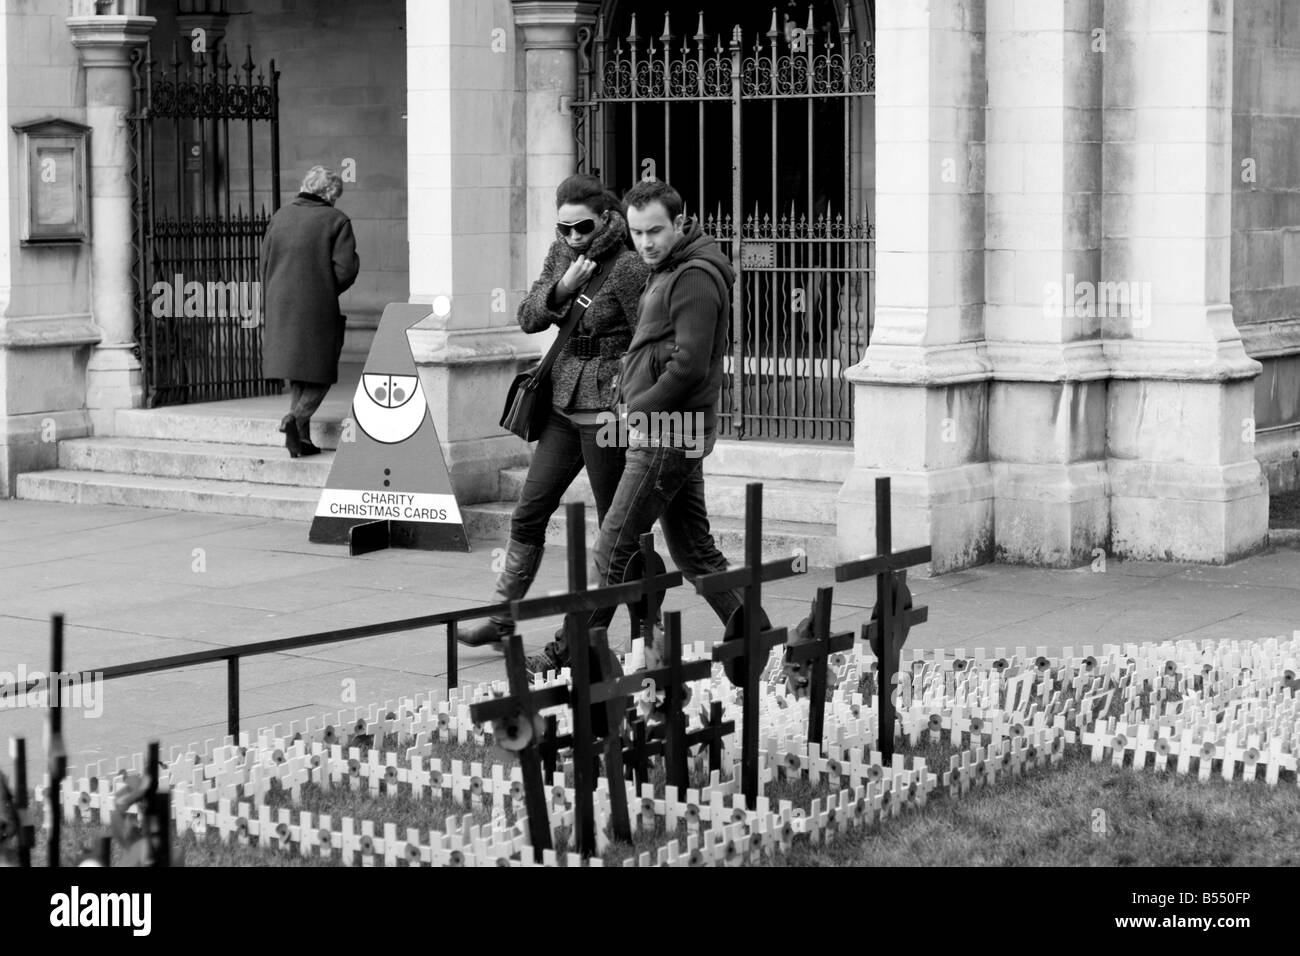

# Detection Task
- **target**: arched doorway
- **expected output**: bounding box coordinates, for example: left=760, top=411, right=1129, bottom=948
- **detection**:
left=574, top=1, right=875, bottom=442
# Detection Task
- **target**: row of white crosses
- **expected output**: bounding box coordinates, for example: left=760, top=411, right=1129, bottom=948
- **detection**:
left=1073, top=634, right=1300, bottom=784
left=1079, top=720, right=1299, bottom=784
left=39, top=633, right=1298, bottom=867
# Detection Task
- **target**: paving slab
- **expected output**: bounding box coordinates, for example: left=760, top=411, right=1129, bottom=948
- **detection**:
left=2, top=580, right=212, bottom=622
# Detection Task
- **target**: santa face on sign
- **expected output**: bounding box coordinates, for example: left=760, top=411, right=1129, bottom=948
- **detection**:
left=353, top=373, right=426, bottom=444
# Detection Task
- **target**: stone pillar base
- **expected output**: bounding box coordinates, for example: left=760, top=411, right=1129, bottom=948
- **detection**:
left=1107, top=377, right=1269, bottom=563
left=85, top=344, right=143, bottom=435
left=839, top=353, right=995, bottom=573
left=1110, top=459, right=1268, bottom=563
left=988, top=377, right=1111, bottom=567
left=837, top=464, right=995, bottom=573
left=991, top=461, right=1110, bottom=567
left=410, top=322, right=540, bottom=504
left=0, top=410, right=93, bottom=497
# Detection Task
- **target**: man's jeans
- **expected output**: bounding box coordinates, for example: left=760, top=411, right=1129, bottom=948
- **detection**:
left=511, top=410, right=626, bottom=549
left=583, top=436, right=742, bottom=638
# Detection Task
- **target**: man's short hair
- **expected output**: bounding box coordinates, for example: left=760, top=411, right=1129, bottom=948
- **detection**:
left=623, top=179, right=684, bottom=221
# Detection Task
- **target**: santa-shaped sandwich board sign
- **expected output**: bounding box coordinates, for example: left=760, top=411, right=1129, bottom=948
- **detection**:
left=309, top=303, right=470, bottom=554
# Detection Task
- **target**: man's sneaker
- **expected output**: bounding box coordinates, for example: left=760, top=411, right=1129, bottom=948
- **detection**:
left=524, top=641, right=568, bottom=678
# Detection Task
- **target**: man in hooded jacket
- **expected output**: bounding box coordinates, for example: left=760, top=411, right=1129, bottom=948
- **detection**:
left=527, top=178, right=750, bottom=674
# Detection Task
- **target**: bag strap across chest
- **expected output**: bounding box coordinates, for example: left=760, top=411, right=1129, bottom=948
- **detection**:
left=536, top=261, right=614, bottom=380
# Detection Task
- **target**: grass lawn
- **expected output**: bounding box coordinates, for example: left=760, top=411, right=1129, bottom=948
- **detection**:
left=27, top=733, right=1300, bottom=867
left=771, top=751, right=1300, bottom=866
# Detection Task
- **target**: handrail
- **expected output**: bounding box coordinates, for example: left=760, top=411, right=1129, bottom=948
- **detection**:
left=3, top=598, right=518, bottom=739
left=6, top=533, right=681, bottom=744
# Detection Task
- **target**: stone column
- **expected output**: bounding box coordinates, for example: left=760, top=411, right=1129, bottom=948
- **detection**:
left=401, top=0, right=593, bottom=503
left=1103, top=0, right=1268, bottom=562
left=67, top=10, right=156, bottom=435
left=836, top=0, right=993, bottom=572
left=982, top=0, right=1110, bottom=566
left=514, top=1, right=597, bottom=282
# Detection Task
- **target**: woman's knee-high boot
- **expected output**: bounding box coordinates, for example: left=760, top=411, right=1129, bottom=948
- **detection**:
left=458, top=540, right=544, bottom=649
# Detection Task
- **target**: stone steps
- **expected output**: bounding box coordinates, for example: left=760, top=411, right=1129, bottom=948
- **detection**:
left=57, top=436, right=332, bottom=487
left=16, top=469, right=322, bottom=520
left=18, top=405, right=849, bottom=564
left=114, top=407, right=346, bottom=450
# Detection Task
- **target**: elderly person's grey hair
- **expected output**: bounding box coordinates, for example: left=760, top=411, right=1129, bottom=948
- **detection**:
left=300, top=165, right=343, bottom=204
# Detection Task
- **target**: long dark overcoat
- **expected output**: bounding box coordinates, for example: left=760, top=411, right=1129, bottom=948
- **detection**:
left=260, top=192, right=361, bottom=384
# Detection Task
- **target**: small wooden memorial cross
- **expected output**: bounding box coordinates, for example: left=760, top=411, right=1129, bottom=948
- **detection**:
left=586, top=625, right=634, bottom=844
left=141, top=741, right=171, bottom=868
left=685, top=699, right=735, bottom=776
left=538, top=714, right=568, bottom=782
left=5, top=738, right=35, bottom=867
left=468, top=635, right=570, bottom=860
left=784, top=586, right=855, bottom=748
left=509, top=502, right=683, bottom=857
left=696, top=483, right=804, bottom=809
left=834, top=477, right=931, bottom=762
left=592, top=610, right=713, bottom=792
left=621, top=717, right=661, bottom=791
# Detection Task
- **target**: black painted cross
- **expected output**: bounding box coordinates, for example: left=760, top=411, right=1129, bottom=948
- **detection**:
left=468, top=633, right=569, bottom=860
left=784, top=586, right=856, bottom=749
left=45, top=613, right=66, bottom=868
left=621, top=717, right=660, bottom=791
left=597, top=609, right=715, bottom=792
left=695, top=483, right=806, bottom=809
left=508, top=502, right=684, bottom=857
left=834, top=477, right=931, bottom=762
left=3, top=738, right=34, bottom=867
left=140, top=741, right=171, bottom=868
left=685, top=699, right=735, bottom=777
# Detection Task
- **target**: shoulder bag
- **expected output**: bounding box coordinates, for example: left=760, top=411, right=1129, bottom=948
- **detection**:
left=500, top=262, right=613, bottom=441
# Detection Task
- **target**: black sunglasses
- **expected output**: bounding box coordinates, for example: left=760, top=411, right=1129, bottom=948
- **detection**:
left=557, top=218, right=597, bottom=237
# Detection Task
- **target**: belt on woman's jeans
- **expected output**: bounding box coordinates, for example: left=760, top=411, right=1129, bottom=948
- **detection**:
left=563, top=334, right=629, bottom=359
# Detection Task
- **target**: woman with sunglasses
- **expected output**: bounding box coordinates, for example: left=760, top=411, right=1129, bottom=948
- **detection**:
left=460, top=174, right=650, bottom=649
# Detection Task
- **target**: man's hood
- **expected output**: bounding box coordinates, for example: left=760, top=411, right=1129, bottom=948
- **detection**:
left=660, top=217, right=735, bottom=286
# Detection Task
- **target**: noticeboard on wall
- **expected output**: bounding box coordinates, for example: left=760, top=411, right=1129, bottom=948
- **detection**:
left=12, top=118, right=91, bottom=245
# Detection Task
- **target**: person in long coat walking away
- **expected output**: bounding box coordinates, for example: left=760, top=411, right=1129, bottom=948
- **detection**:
left=260, top=165, right=361, bottom=457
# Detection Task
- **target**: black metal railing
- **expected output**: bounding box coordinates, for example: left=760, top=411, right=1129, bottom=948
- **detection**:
left=8, top=602, right=509, bottom=742
left=9, top=538, right=682, bottom=744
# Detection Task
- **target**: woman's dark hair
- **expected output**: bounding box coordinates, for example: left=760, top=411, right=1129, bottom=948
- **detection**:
left=555, top=173, right=622, bottom=216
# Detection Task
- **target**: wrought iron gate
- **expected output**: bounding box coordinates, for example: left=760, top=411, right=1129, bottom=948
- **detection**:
left=128, top=41, right=282, bottom=406
left=573, top=3, right=875, bottom=442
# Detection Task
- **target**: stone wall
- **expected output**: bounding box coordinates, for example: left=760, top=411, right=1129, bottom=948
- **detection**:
left=0, top=0, right=97, bottom=496
left=1232, top=0, right=1300, bottom=491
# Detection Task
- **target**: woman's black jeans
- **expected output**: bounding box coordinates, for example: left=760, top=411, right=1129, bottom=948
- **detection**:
left=510, top=409, right=626, bottom=548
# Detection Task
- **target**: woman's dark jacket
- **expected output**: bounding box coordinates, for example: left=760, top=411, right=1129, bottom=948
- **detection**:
left=260, top=192, right=361, bottom=384
left=517, top=211, right=649, bottom=412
